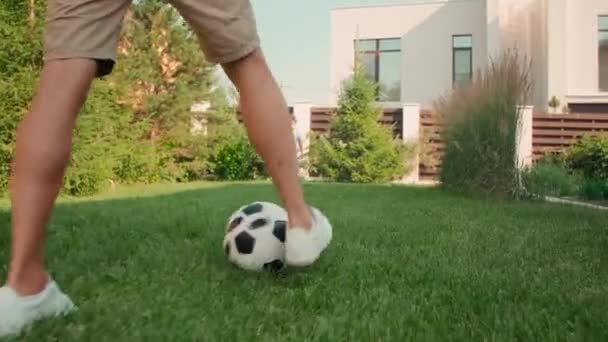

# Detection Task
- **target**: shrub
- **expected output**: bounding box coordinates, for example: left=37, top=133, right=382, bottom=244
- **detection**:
left=565, top=134, right=608, bottom=181
left=0, top=70, right=38, bottom=196
left=579, top=178, right=608, bottom=201
left=211, top=136, right=266, bottom=181
left=62, top=81, right=148, bottom=196
left=522, top=160, right=581, bottom=198
left=309, top=64, right=414, bottom=183
left=548, top=96, right=560, bottom=113
left=114, top=141, right=167, bottom=184
left=436, top=50, right=531, bottom=197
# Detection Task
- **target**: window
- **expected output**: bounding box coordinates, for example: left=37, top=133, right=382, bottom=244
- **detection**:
left=453, top=35, right=473, bottom=87
left=355, top=38, right=401, bottom=102
left=600, top=16, right=608, bottom=91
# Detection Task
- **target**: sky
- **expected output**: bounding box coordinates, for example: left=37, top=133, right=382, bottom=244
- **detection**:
left=216, top=0, right=426, bottom=105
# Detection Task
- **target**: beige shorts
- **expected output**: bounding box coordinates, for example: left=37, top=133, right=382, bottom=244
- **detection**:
left=44, top=0, right=260, bottom=77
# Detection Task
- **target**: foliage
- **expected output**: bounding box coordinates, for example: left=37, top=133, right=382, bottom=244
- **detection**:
left=579, top=178, right=608, bottom=201
left=309, top=64, right=413, bottom=183
left=548, top=96, right=560, bottom=112
left=436, top=50, right=531, bottom=198
left=0, top=0, right=242, bottom=196
left=110, top=0, right=238, bottom=183
left=565, top=134, right=608, bottom=181
left=0, top=0, right=45, bottom=195
left=211, top=135, right=266, bottom=181
left=521, top=160, right=581, bottom=198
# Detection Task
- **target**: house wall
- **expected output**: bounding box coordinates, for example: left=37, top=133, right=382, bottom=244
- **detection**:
left=492, top=0, right=548, bottom=110
left=330, top=0, right=487, bottom=108
left=565, top=0, right=608, bottom=102
left=330, top=0, right=608, bottom=110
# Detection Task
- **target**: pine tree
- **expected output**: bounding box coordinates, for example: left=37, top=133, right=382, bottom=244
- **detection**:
left=0, top=0, right=239, bottom=195
left=309, top=64, right=414, bottom=183
left=111, top=0, right=238, bottom=181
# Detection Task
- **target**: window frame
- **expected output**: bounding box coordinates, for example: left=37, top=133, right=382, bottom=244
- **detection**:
left=452, top=34, right=473, bottom=86
left=354, top=38, right=401, bottom=101
left=599, top=15, right=608, bottom=92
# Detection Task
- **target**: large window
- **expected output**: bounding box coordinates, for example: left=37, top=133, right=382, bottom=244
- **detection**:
left=453, top=35, right=473, bottom=87
left=355, top=38, right=401, bottom=102
left=600, top=16, right=608, bottom=91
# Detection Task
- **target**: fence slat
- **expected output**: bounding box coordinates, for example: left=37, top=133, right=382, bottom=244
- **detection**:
left=533, top=120, right=608, bottom=129
left=532, top=112, right=608, bottom=160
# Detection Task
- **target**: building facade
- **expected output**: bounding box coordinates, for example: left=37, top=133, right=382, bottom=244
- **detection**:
left=330, top=0, right=608, bottom=112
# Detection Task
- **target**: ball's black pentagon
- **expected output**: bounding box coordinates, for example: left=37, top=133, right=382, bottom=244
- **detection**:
left=224, top=242, right=231, bottom=257
left=263, top=259, right=285, bottom=273
left=228, top=216, right=243, bottom=232
left=242, top=203, right=263, bottom=216
left=234, top=231, right=255, bottom=254
left=273, top=220, right=286, bottom=243
left=250, top=218, right=268, bottom=230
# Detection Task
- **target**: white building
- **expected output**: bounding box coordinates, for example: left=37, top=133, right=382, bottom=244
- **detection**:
left=330, top=0, right=608, bottom=112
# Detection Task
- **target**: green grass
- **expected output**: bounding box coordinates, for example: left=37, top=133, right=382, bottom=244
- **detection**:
left=1, top=183, right=607, bottom=341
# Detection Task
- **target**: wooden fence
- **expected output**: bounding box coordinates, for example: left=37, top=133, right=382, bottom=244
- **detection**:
left=532, top=113, right=608, bottom=160
left=418, top=111, right=608, bottom=180
left=419, top=110, right=444, bottom=181
left=236, top=106, right=608, bottom=182
left=310, top=107, right=404, bottom=138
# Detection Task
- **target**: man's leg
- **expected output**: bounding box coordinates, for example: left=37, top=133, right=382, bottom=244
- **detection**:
left=222, top=51, right=311, bottom=229
left=0, top=59, right=95, bottom=336
left=7, top=59, right=96, bottom=295
left=3, top=0, right=128, bottom=297
left=222, top=50, right=333, bottom=265
left=169, top=0, right=332, bottom=265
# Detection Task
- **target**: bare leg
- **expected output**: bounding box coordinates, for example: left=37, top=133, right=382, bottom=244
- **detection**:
left=5, top=59, right=97, bottom=295
left=222, top=49, right=312, bottom=229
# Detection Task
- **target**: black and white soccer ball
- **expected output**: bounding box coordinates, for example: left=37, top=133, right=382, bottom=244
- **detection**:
left=223, top=201, right=287, bottom=272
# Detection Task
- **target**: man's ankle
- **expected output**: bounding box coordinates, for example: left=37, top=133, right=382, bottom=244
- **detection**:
left=288, top=205, right=313, bottom=230
left=5, top=264, right=49, bottom=296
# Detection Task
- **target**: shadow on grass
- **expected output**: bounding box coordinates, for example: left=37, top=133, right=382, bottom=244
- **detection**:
left=0, top=183, right=353, bottom=287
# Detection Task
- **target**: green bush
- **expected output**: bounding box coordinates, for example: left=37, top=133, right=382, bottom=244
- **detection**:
left=436, top=50, right=531, bottom=197
left=309, top=64, right=414, bottom=183
left=565, top=135, right=608, bottom=181
left=62, top=81, right=149, bottom=196
left=579, top=178, right=608, bottom=201
left=0, top=0, right=237, bottom=197
left=522, top=160, right=581, bottom=198
left=114, top=142, right=166, bottom=184
left=211, top=137, right=266, bottom=181
left=0, top=0, right=45, bottom=195
left=0, top=70, right=38, bottom=196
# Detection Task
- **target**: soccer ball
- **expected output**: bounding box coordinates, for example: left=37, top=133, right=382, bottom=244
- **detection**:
left=223, top=201, right=287, bottom=272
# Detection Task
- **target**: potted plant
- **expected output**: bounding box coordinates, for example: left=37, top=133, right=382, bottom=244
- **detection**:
left=548, top=96, right=561, bottom=114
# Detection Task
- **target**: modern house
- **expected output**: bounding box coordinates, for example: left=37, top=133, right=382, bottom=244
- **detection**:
left=330, top=0, right=608, bottom=113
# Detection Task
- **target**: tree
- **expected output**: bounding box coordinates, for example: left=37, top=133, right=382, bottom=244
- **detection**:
left=309, top=64, right=414, bottom=183
left=0, top=0, right=46, bottom=194
left=0, top=0, right=240, bottom=196
left=110, top=0, right=238, bottom=182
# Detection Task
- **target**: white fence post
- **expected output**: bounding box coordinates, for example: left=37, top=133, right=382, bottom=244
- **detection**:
left=401, top=103, right=421, bottom=184
left=516, top=105, right=534, bottom=169
left=291, top=102, right=312, bottom=177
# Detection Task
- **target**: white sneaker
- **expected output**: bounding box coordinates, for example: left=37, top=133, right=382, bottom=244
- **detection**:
left=286, top=207, right=333, bottom=267
left=0, top=280, right=76, bottom=338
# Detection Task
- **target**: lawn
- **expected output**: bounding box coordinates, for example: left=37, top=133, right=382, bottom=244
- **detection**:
left=0, top=182, right=607, bottom=341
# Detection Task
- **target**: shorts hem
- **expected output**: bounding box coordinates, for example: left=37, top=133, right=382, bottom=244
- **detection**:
left=207, top=41, right=260, bottom=65
left=44, top=52, right=117, bottom=77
